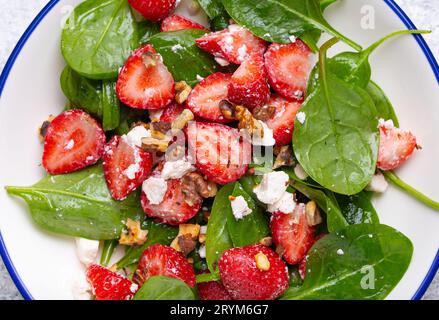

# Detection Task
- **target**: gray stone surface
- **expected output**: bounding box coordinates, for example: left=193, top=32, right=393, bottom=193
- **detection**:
left=0, top=0, right=438, bottom=300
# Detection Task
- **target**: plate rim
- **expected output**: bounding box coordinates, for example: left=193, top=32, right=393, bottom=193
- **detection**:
left=0, top=0, right=438, bottom=300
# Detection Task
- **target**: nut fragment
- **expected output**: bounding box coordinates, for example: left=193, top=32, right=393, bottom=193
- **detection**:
left=171, top=109, right=194, bottom=131
left=38, top=115, right=55, bottom=142
left=305, top=201, right=323, bottom=226
left=235, top=105, right=264, bottom=138
left=219, top=100, right=235, bottom=120
left=273, top=145, right=294, bottom=170
left=175, top=81, right=192, bottom=104
left=259, top=237, right=273, bottom=247
left=253, top=105, right=276, bottom=121
left=170, top=224, right=201, bottom=256
left=119, top=219, right=148, bottom=246
left=182, top=172, right=218, bottom=202
left=141, top=136, right=170, bottom=153
left=255, top=252, right=271, bottom=271
left=150, top=121, right=172, bottom=140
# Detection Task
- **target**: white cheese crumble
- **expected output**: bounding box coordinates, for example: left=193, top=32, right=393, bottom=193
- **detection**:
left=75, top=238, right=99, bottom=266
left=230, top=196, right=253, bottom=220
left=267, top=192, right=297, bottom=214
left=125, top=126, right=151, bottom=148
left=142, top=176, right=168, bottom=205
left=288, top=35, right=297, bottom=43
left=171, top=44, right=183, bottom=53
left=65, top=139, right=75, bottom=150
left=366, top=171, right=388, bottom=193
left=199, top=245, right=206, bottom=258
left=294, top=164, right=309, bottom=180
left=196, top=74, right=204, bottom=82
left=296, top=112, right=306, bottom=124
left=336, top=249, right=344, bottom=256
left=161, top=158, right=195, bottom=180
left=214, top=56, right=230, bottom=66
left=252, top=121, right=276, bottom=146
left=71, top=272, right=92, bottom=300
left=130, top=283, right=139, bottom=293
left=123, top=163, right=140, bottom=180
left=253, top=171, right=290, bottom=205
left=378, top=118, right=395, bottom=129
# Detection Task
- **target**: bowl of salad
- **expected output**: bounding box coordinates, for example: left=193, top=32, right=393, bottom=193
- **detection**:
left=0, top=0, right=438, bottom=300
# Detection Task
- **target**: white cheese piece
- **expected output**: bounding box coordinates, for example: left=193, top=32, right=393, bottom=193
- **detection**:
left=125, top=126, right=151, bottom=148
left=161, top=159, right=195, bottom=180
left=75, top=238, right=99, bottom=266
left=199, top=245, right=206, bottom=258
left=142, top=176, right=168, bottom=205
left=230, top=196, right=253, bottom=220
left=253, top=171, right=290, bottom=205
left=123, top=163, right=140, bottom=180
left=337, top=249, right=344, bottom=256
left=288, top=35, right=297, bottom=43
left=296, top=112, right=306, bottom=124
left=214, top=56, right=230, bottom=66
left=196, top=74, right=204, bottom=82
left=267, top=192, right=296, bottom=214
left=71, top=273, right=92, bottom=300
left=252, top=121, right=276, bottom=146
left=294, top=164, right=309, bottom=180
left=366, top=171, right=389, bottom=193
left=378, top=118, right=395, bottom=129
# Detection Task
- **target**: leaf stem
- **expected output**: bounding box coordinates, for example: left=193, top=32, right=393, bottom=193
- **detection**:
left=382, top=170, right=439, bottom=211
left=196, top=272, right=220, bottom=284
left=100, top=240, right=118, bottom=266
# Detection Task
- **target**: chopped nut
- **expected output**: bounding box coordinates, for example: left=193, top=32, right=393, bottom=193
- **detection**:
left=187, top=257, right=194, bottom=264
left=219, top=100, right=235, bottom=120
left=119, top=219, right=148, bottom=246
left=141, top=136, right=170, bottom=153
left=150, top=121, right=172, bottom=140
left=38, top=115, right=55, bottom=142
left=171, top=109, right=194, bottom=131
left=235, top=105, right=264, bottom=138
left=199, top=234, right=207, bottom=244
left=182, top=172, right=218, bottom=203
left=305, top=201, right=323, bottom=226
left=130, top=121, right=149, bottom=130
left=255, top=252, right=271, bottom=271
left=175, top=81, right=192, bottom=104
left=253, top=105, right=276, bottom=121
left=259, top=237, right=273, bottom=247
left=170, top=224, right=201, bottom=255
left=273, top=145, right=294, bottom=169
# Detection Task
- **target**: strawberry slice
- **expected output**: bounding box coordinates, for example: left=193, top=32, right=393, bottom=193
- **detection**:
left=263, top=94, right=302, bottom=146
left=297, top=233, right=326, bottom=280
left=228, top=54, right=270, bottom=110
left=264, top=41, right=313, bottom=101
left=187, top=122, right=251, bottom=184
left=196, top=25, right=267, bottom=65
left=103, top=135, right=153, bottom=201
left=161, top=14, right=208, bottom=32
left=128, top=0, right=176, bottom=22
left=134, top=244, right=196, bottom=287
left=377, top=120, right=418, bottom=171
left=117, top=45, right=174, bottom=110
left=218, top=244, right=289, bottom=300
left=198, top=280, right=232, bottom=300
left=86, top=264, right=138, bottom=300
left=160, top=101, right=185, bottom=122
left=270, top=203, right=316, bottom=265
left=141, top=175, right=202, bottom=225
left=186, top=73, right=233, bottom=123
left=42, top=109, right=105, bottom=175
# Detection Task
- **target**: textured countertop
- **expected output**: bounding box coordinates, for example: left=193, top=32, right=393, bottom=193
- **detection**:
left=0, top=0, right=438, bottom=300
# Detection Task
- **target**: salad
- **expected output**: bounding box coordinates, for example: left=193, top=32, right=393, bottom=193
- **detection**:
left=5, top=0, right=439, bottom=300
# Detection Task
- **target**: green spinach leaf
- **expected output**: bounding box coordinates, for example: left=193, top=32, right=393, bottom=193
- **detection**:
left=61, top=0, right=138, bottom=79
left=281, top=223, right=413, bottom=299
left=138, top=20, right=161, bottom=44
left=134, top=276, right=196, bottom=300
left=335, top=191, right=380, bottom=225
left=100, top=240, right=118, bottom=266
left=320, top=0, right=337, bottom=10
left=366, top=81, right=399, bottom=127
left=197, top=0, right=227, bottom=19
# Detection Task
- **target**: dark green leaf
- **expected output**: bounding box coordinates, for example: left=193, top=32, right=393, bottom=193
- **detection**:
left=100, top=240, right=118, bottom=266
left=197, top=0, right=227, bottom=19
left=281, top=223, right=413, bottom=299
left=134, top=276, right=196, bottom=300
left=335, top=191, right=380, bottom=225
left=320, top=0, right=337, bottom=10
left=196, top=272, right=220, bottom=284
left=138, top=20, right=160, bottom=44
left=366, top=81, right=399, bottom=127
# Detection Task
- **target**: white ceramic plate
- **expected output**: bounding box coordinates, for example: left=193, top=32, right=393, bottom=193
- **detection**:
left=0, top=0, right=438, bottom=300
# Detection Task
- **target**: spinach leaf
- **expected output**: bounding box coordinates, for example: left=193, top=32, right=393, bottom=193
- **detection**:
left=226, top=183, right=270, bottom=247
left=206, top=183, right=234, bottom=273
left=197, top=0, right=227, bottom=19
left=320, top=0, right=337, bottom=10
left=115, top=219, right=178, bottom=269
left=335, top=191, right=380, bottom=225
left=281, top=223, right=413, bottom=299
left=5, top=165, right=142, bottom=240
left=61, top=0, right=138, bottom=80
left=100, top=240, right=118, bottom=266
left=134, top=276, right=196, bottom=300
left=138, top=20, right=160, bottom=44
left=366, top=81, right=399, bottom=126
left=293, top=38, right=379, bottom=195
left=221, top=0, right=361, bottom=50
left=196, top=272, right=221, bottom=284
left=149, top=29, right=218, bottom=87
left=61, top=66, right=121, bottom=131
left=239, top=175, right=264, bottom=206
left=210, top=13, right=231, bottom=31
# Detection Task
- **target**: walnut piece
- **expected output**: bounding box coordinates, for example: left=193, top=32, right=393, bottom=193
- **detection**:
left=305, top=201, right=323, bottom=226
left=171, top=109, right=194, bottom=131
left=119, top=219, right=148, bottom=246
left=219, top=100, right=235, bottom=120
left=273, top=145, right=294, bottom=169
left=235, top=105, right=264, bottom=138
left=175, top=81, right=192, bottom=104
left=38, top=115, right=55, bottom=142
left=253, top=105, right=276, bottom=121
left=182, top=172, right=218, bottom=203
left=141, top=136, right=170, bottom=153
left=170, top=224, right=201, bottom=256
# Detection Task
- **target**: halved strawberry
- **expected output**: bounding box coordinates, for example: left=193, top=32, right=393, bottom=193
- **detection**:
left=228, top=54, right=270, bottom=110
left=160, top=101, right=185, bottom=122
left=86, top=264, right=138, bottom=300
left=377, top=121, right=418, bottom=171
left=264, top=41, right=313, bottom=101
left=103, top=136, right=153, bottom=201
left=263, top=94, right=302, bottom=146
left=198, top=280, right=232, bottom=300
left=134, top=244, right=196, bottom=287
left=186, top=73, right=233, bottom=123
left=271, top=204, right=316, bottom=265
left=187, top=122, right=251, bottom=184
left=196, top=25, right=267, bottom=65
left=128, top=0, right=176, bottom=22
left=117, top=45, right=174, bottom=110
left=161, top=14, right=208, bottom=32
left=218, top=244, right=289, bottom=300
left=297, top=233, right=326, bottom=280
left=42, top=109, right=105, bottom=175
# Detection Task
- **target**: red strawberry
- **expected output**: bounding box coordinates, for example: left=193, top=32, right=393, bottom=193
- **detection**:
left=117, top=45, right=174, bottom=110
left=377, top=121, right=418, bottom=171
left=218, top=244, right=289, bottom=300
left=196, top=25, right=267, bottom=65
left=263, top=94, right=302, bottom=146
left=42, top=109, right=105, bottom=175
left=160, top=101, right=185, bottom=122
left=161, top=14, right=208, bottom=32
left=103, top=135, right=153, bottom=201
left=86, top=264, right=137, bottom=300
left=270, top=203, right=316, bottom=265
left=228, top=54, right=270, bottom=110
left=128, top=0, right=176, bottom=22
left=134, top=244, right=196, bottom=287
left=187, top=122, right=251, bottom=184
left=264, top=41, right=313, bottom=101
left=141, top=175, right=202, bottom=225
left=186, top=73, right=233, bottom=123
left=297, top=233, right=326, bottom=280
left=198, top=281, right=232, bottom=300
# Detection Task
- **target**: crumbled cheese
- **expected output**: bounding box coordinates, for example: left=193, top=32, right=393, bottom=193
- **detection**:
left=267, top=192, right=296, bottom=214
left=288, top=35, right=297, bottom=43
left=71, top=273, right=92, bottom=300
left=75, top=238, right=99, bottom=266
left=252, top=121, right=276, bottom=146
left=366, top=171, right=388, bottom=193
left=125, top=126, right=151, bottom=147
left=196, top=74, right=204, bottom=82
left=171, top=44, right=184, bottom=53
left=130, top=283, right=139, bottom=293
left=199, top=245, right=206, bottom=258
left=214, top=56, right=230, bottom=66
left=65, top=139, right=75, bottom=150
left=294, top=164, right=309, bottom=180
left=149, top=109, right=164, bottom=122
left=142, top=176, right=168, bottom=205
left=253, top=171, right=290, bottom=205
left=378, top=118, right=395, bottom=129
left=123, top=163, right=140, bottom=180
left=296, top=112, right=306, bottom=124
left=161, top=158, right=195, bottom=180
left=336, top=249, right=344, bottom=256
left=230, top=196, right=252, bottom=220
